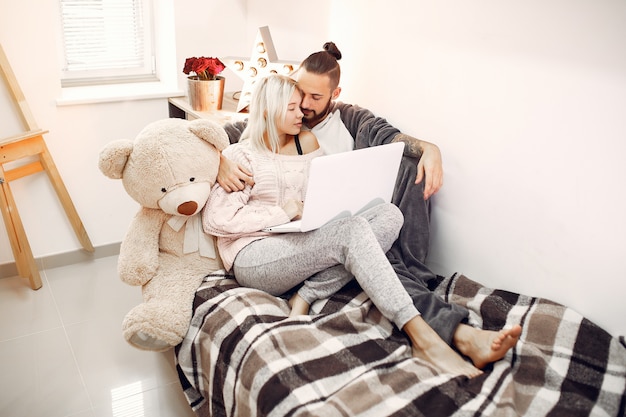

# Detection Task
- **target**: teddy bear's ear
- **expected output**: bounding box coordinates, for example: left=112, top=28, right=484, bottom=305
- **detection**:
left=188, top=119, right=230, bottom=152
left=98, top=139, right=134, bottom=179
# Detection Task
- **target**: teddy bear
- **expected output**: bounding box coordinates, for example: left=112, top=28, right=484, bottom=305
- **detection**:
left=98, top=118, right=229, bottom=351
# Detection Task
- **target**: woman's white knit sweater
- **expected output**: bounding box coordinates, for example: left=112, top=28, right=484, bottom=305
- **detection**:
left=202, top=140, right=324, bottom=271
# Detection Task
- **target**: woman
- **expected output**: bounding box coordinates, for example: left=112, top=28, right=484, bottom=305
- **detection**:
left=203, top=74, right=484, bottom=377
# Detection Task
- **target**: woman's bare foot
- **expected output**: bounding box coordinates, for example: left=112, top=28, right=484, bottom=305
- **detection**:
left=288, top=293, right=310, bottom=316
left=404, top=316, right=483, bottom=378
left=453, top=324, right=522, bottom=369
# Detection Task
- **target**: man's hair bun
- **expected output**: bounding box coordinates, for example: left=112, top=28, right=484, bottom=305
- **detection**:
left=323, top=42, right=342, bottom=60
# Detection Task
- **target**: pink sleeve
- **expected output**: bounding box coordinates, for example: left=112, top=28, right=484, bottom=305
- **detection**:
left=202, top=147, right=290, bottom=236
left=202, top=184, right=289, bottom=236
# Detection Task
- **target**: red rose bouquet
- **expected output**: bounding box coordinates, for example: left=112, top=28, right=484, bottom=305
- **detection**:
left=183, top=57, right=225, bottom=80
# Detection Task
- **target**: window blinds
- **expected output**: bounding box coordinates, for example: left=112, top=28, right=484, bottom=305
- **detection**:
left=59, top=0, right=155, bottom=86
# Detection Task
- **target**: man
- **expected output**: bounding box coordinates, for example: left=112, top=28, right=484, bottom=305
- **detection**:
left=217, top=42, right=520, bottom=376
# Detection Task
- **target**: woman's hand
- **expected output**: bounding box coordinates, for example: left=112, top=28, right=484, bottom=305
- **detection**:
left=217, top=154, right=255, bottom=192
left=281, top=199, right=304, bottom=220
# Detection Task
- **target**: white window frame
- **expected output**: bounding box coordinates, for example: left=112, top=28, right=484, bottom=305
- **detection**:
left=56, top=0, right=181, bottom=105
left=59, top=0, right=157, bottom=87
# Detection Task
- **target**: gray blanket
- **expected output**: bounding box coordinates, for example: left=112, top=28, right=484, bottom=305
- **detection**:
left=176, top=273, right=626, bottom=417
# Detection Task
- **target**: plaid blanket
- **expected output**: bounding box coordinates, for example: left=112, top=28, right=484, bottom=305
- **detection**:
left=176, top=272, right=626, bottom=417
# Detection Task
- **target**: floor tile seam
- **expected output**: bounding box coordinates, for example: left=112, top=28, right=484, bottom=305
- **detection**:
left=0, top=270, right=66, bottom=342
left=108, top=376, right=183, bottom=400
left=137, top=380, right=184, bottom=396
left=63, top=407, right=97, bottom=417
left=42, top=267, right=97, bottom=412
left=0, top=324, right=65, bottom=343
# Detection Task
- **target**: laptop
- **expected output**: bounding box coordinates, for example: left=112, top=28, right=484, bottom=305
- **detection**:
left=262, top=141, right=404, bottom=233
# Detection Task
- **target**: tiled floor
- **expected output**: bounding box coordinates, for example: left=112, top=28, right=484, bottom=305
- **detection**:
left=0, top=255, right=196, bottom=417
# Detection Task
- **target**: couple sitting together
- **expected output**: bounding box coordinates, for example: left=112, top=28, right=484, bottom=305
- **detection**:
left=202, top=42, right=521, bottom=378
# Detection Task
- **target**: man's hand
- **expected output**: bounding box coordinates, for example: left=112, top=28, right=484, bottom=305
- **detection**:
left=415, top=142, right=443, bottom=200
left=392, top=134, right=444, bottom=200
left=281, top=199, right=304, bottom=220
left=217, top=153, right=255, bottom=192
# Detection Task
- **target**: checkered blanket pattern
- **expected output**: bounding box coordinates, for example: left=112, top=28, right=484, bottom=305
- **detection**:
left=176, top=272, right=626, bottom=417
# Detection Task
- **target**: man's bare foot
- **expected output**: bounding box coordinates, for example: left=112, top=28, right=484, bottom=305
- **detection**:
left=288, top=293, right=310, bottom=316
left=404, top=316, right=483, bottom=378
left=453, top=324, right=522, bottom=369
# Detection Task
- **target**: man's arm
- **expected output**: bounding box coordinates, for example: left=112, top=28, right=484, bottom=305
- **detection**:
left=217, top=120, right=254, bottom=192
left=335, top=102, right=443, bottom=199
left=391, top=133, right=424, bottom=160
left=223, top=120, right=248, bottom=144
left=391, top=134, right=443, bottom=199
left=334, top=102, right=399, bottom=148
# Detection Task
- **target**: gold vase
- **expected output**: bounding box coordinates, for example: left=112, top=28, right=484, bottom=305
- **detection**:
left=187, top=76, right=225, bottom=111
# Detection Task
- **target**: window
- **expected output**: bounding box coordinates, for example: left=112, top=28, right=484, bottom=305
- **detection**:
left=59, top=0, right=157, bottom=87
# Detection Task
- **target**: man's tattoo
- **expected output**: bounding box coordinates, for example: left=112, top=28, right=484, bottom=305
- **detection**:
left=392, top=133, right=423, bottom=159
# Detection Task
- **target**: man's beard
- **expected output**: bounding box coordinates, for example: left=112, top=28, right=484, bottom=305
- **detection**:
left=302, top=100, right=333, bottom=128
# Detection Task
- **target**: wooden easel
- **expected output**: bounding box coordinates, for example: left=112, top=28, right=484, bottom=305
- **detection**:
left=0, top=44, right=94, bottom=290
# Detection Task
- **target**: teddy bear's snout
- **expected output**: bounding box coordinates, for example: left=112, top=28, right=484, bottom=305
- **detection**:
left=178, top=201, right=198, bottom=216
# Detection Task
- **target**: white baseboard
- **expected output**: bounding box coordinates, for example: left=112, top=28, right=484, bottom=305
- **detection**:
left=0, top=242, right=121, bottom=279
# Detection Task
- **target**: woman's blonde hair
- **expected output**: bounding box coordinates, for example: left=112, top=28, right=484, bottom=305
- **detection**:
left=240, top=74, right=300, bottom=153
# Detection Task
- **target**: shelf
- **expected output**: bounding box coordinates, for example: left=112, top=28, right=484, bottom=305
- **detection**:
left=168, top=92, right=249, bottom=126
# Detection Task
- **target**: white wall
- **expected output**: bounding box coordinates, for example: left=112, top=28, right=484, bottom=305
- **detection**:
left=1, top=0, right=624, bottom=338
left=326, top=0, right=626, bottom=337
